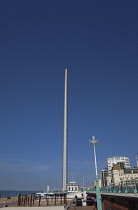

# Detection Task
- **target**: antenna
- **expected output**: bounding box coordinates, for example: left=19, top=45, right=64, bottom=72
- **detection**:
left=71, top=174, right=74, bottom=182
left=136, top=153, right=138, bottom=167
left=82, top=177, right=85, bottom=191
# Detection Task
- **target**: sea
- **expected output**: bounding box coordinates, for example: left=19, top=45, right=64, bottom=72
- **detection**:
left=0, top=190, right=38, bottom=198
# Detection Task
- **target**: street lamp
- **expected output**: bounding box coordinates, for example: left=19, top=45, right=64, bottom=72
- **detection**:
left=89, top=136, right=102, bottom=210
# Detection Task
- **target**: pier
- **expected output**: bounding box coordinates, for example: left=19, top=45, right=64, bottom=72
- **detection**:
left=17, top=193, right=67, bottom=207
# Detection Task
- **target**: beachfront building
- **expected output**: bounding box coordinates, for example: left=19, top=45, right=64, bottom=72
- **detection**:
left=106, top=156, right=130, bottom=185
left=111, top=163, right=138, bottom=184
left=101, top=169, right=108, bottom=187
left=94, top=179, right=102, bottom=188
left=66, top=181, right=79, bottom=193
left=107, top=156, right=130, bottom=172
left=101, top=156, right=131, bottom=186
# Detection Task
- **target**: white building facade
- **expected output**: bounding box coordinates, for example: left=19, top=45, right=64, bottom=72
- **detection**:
left=66, top=181, right=79, bottom=193
left=106, top=156, right=130, bottom=185
left=107, top=156, right=130, bottom=171
left=112, top=165, right=138, bottom=184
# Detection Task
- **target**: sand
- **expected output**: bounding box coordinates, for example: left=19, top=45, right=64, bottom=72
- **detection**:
left=0, top=196, right=18, bottom=207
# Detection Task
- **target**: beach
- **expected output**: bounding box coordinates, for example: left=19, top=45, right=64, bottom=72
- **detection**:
left=0, top=196, right=18, bottom=208
left=0, top=195, right=66, bottom=208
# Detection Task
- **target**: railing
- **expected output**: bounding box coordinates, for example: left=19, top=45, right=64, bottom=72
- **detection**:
left=87, top=178, right=138, bottom=194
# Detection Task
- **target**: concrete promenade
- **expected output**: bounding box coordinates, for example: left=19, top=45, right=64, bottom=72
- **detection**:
left=2, top=207, right=64, bottom=210
left=101, top=192, right=138, bottom=197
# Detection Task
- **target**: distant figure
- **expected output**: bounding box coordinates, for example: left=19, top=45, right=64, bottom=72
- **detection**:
left=18, top=194, right=21, bottom=206
left=73, top=201, right=75, bottom=206
left=7, top=195, right=11, bottom=199
left=3, top=201, right=8, bottom=207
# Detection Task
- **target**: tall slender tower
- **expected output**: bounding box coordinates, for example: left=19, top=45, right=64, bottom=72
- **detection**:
left=62, top=69, right=68, bottom=191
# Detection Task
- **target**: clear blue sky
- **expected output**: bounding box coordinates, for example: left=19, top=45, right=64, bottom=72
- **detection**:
left=0, top=0, right=138, bottom=191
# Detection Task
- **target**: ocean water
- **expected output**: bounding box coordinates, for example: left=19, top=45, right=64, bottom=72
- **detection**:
left=0, top=190, right=38, bottom=198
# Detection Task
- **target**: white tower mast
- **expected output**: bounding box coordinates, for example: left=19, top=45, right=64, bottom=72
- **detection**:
left=62, top=69, right=68, bottom=191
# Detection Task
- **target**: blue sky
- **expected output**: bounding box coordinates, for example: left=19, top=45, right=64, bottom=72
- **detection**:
left=0, top=0, right=138, bottom=190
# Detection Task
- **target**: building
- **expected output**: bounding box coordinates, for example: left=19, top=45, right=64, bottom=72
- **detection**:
left=66, top=181, right=79, bottom=193
left=94, top=179, right=102, bottom=188
left=101, top=156, right=131, bottom=186
left=101, top=169, right=108, bottom=187
left=106, top=156, right=130, bottom=185
left=106, top=156, right=130, bottom=172
left=112, top=163, right=138, bottom=184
